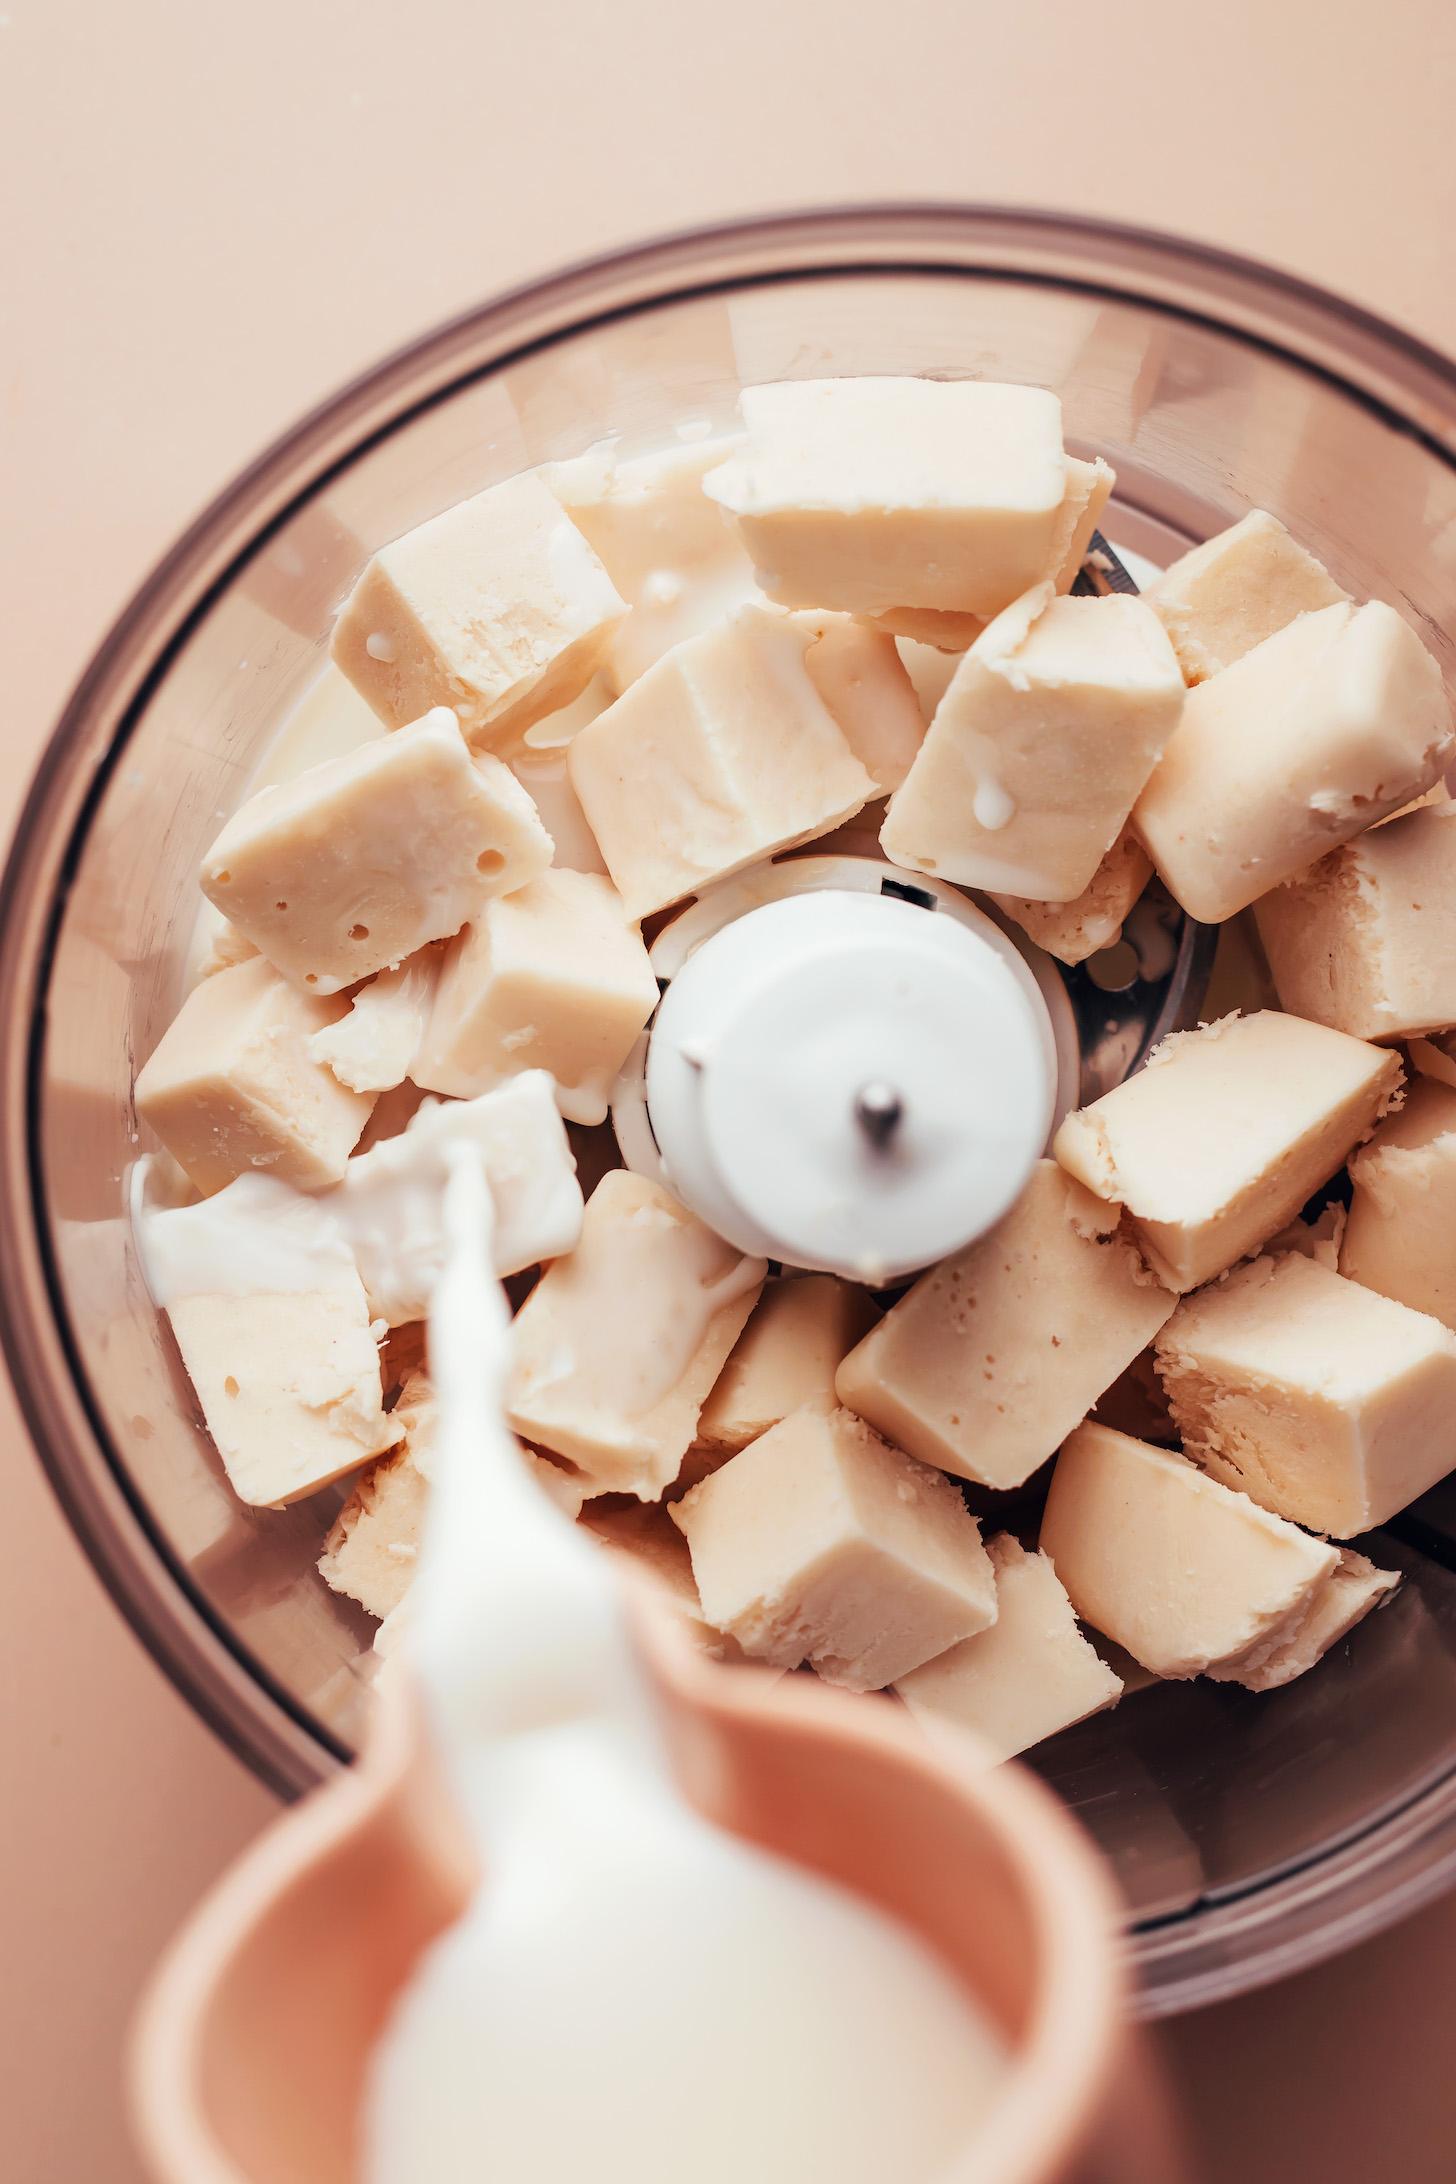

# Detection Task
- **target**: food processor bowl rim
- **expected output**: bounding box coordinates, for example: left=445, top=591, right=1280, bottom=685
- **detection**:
left=3, top=202, right=1454, bottom=2006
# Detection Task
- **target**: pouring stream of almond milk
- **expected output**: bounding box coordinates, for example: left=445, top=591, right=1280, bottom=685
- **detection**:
left=363, top=1150, right=1004, bottom=2184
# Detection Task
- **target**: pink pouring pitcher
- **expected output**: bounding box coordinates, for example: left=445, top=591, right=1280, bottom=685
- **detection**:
left=131, top=1596, right=1187, bottom=2184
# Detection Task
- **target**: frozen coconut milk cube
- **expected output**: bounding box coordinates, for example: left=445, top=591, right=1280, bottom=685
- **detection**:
left=1134, top=602, right=1453, bottom=923
left=671, top=1400, right=997, bottom=1689
left=1254, top=805, right=1456, bottom=1040
left=414, top=868, right=659, bottom=1124
left=171, top=1281, right=400, bottom=1507
left=1145, top=509, right=1349, bottom=684
left=697, top=1275, right=881, bottom=1457
left=547, top=437, right=761, bottom=688
left=309, top=949, right=440, bottom=1095
left=333, top=1072, right=584, bottom=1325
left=1046, top=455, right=1117, bottom=592
left=141, top=1178, right=402, bottom=1507
left=793, top=613, right=927, bottom=794
left=1155, top=1253, right=1456, bottom=1536
left=567, top=609, right=875, bottom=918
left=136, top=956, right=375, bottom=1194
left=894, top=1536, right=1123, bottom=1760
left=835, top=1161, right=1176, bottom=1489
left=1342, top=1078, right=1456, bottom=1331
left=877, top=453, right=1113, bottom=631
left=704, top=378, right=1067, bottom=618
left=508, top=1170, right=766, bottom=1497
left=992, top=829, right=1152, bottom=967
left=866, top=453, right=1111, bottom=654
left=1041, top=1424, right=1392, bottom=1689
left=331, top=470, right=625, bottom=746
left=1229, top=1550, right=1400, bottom=1693
left=880, top=588, right=1185, bottom=902
left=320, top=1372, right=582, bottom=1620
left=1052, top=1011, right=1401, bottom=1292
left=200, top=708, right=551, bottom=994
left=318, top=1373, right=433, bottom=1620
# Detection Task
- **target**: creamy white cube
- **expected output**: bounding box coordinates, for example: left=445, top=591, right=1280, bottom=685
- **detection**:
left=140, top=1180, right=403, bottom=1508
left=549, top=437, right=761, bottom=688
left=1343, top=1078, right=1456, bottom=1331
left=199, top=708, right=551, bottom=994
left=333, top=1073, right=584, bottom=1325
left=1041, top=1423, right=1392, bottom=1689
left=1145, top=509, right=1348, bottom=684
left=671, top=1400, right=997, bottom=1690
left=835, top=1160, right=1176, bottom=1489
left=509, top=1170, right=766, bottom=1497
left=895, top=1536, right=1123, bottom=1759
left=793, top=613, right=927, bottom=794
left=414, top=869, right=659, bottom=1124
left=170, top=1279, right=400, bottom=1507
left=309, top=949, right=439, bottom=1095
left=320, top=1371, right=582, bottom=1621
left=814, top=459, right=1111, bottom=654
left=1047, top=456, right=1117, bottom=592
left=697, top=1274, right=881, bottom=1456
left=1134, top=601, right=1453, bottom=923
left=1053, top=1010, right=1401, bottom=1291
left=331, top=470, right=625, bottom=746
left=1156, top=1253, right=1456, bottom=1536
left=880, top=588, right=1185, bottom=902
left=508, top=746, right=607, bottom=873
left=1255, top=805, right=1456, bottom=1041
left=1233, top=1550, right=1400, bottom=1693
left=992, top=829, right=1152, bottom=967
left=318, top=1374, right=433, bottom=1619
left=136, top=956, right=375, bottom=1194
left=567, top=609, right=875, bottom=918
left=704, top=378, right=1068, bottom=618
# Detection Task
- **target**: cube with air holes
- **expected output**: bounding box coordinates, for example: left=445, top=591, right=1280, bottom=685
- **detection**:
left=168, top=1275, right=401, bottom=1509
left=199, top=707, right=551, bottom=993
left=135, top=956, right=375, bottom=1193
left=330, top=469, right=627, bottom=744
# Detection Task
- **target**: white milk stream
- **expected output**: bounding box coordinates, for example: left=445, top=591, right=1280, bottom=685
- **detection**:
left=362, top=1154, right=1005, bottom=2184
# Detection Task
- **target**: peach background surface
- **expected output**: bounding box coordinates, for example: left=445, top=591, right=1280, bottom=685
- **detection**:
left=3, top=1, right=1456, bottom=2177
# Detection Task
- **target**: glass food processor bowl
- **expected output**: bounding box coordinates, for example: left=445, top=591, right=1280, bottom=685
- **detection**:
left=6, top=207, right=1456, bottom=2017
